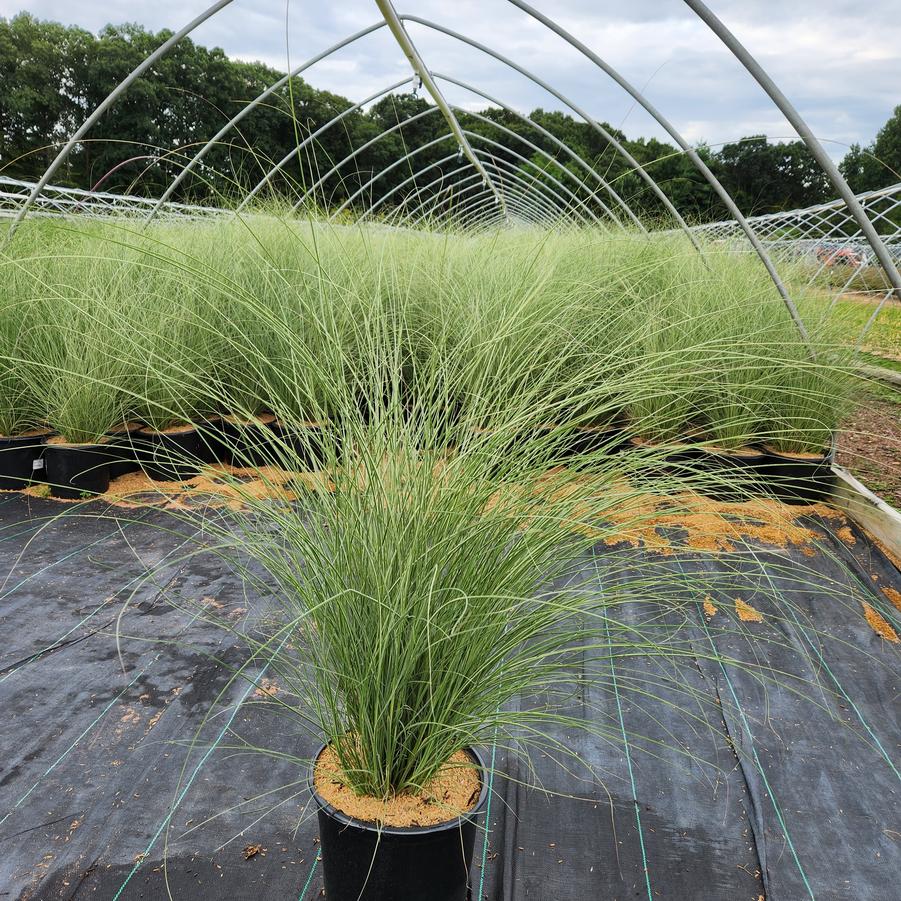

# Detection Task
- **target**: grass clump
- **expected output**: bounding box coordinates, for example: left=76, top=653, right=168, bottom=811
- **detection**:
left=18, top=212, right=863, bottom=816
left=0, top=301, right=41, bottom=437
left=0, top=218, right=859, bottom=455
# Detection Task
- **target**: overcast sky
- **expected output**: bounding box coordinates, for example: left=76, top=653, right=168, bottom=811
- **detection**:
left=6, top=1, right=899, bottom=159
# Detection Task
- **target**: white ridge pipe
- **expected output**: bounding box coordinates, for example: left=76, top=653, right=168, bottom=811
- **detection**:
left=292, top=106, right=442, bottom=211
left=149, top=20, right=389, bottom=221
left=434, top=73, right=632, bottom=230
left=399, top=15, right=699, bottom=249
left=237, top=77, right=414, bottom=212
left=374, top=0, right=508, bottom=219
left=507, top=0, right=812, bottom=345
left=358, top=151, right=465, bottom=221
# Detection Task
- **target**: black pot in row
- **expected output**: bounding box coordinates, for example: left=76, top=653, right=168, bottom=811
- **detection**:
left=463, top=423, right=835, bottom=504
left=0, top=432, right=50, bottom=491
left=0, top=418, right=837, bottom=504
left=311, top=744, right=489, bottom=901
left=0, top=416, right=328, bottom=499
left=625, top=436, right=836, bottom=504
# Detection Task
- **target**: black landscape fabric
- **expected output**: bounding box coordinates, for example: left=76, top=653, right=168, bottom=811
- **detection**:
left=0, top=493, right=898, bottom=900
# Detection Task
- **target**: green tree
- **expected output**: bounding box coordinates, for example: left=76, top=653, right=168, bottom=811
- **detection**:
left=2, top=13, right=885, bottom=222
left=840, top=106, right=901, bottom=194
left=0, top=13, right=92, bottom=180
left=711, top=135, right=829, bottom=215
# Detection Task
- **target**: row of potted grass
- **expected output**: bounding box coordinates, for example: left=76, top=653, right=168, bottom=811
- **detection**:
left=0, top=407, right=836, bottom=504
left=0, top=414, right=331, bottom=498
left=0, top=219, right=855, bottom=501
left=2, top=214, right=874, bottom=900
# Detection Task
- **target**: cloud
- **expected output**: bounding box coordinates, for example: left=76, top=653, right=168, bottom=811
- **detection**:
left=3, top=0, right=899, bottom=158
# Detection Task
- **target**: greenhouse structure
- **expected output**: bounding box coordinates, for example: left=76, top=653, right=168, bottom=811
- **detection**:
left=0, top=2, right=899, bottom=899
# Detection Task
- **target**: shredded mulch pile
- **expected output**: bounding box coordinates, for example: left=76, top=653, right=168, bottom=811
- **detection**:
left=838, top=393, right=901, bottom=508
left=21, top=464, right=328, bottom=511
left=591, top=491, right=844, bottom=557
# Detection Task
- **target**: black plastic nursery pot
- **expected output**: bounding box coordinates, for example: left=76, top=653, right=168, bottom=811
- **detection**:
left=213, top=414, right=278, bottom=468
left=137, top=424, right=209, bottom=482
left=757, top=440, right=837, bottom=504
left=462, top=423, right=632, bottom=471
left=269, top=419, right=329, bottom=469
left=623, top=436, right=767, bottom=502
left=624, top=436, right=837, bottom=504
left=43, top=442, right=111, bottom=499
left=103, top=423, right=144, bottom=480
left=0, top=432, right=51, bottom=490
left=310, top=746, right=489, bottom=901
left=560, top=424, right=633, bottom=459
left=663, top=442, right=770, bottom=501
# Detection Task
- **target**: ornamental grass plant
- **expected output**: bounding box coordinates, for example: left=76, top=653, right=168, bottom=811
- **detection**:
left=0, top=218, right=857, bottom=455
left=0, top=298, right=41, bottom=437
left=154, top=335, right=760, bottom=803
left=10, top=258, right=130, bottom=443
left=71, top=215, right=856, bottom=808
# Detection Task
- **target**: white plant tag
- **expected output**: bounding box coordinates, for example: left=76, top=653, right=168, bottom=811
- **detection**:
left=32, top=458, right=45, bottom=471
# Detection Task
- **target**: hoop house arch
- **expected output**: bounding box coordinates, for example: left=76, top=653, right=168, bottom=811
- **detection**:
left=2, top=9, right=901, bottom=899
left=3, top=0, right=898, bottom=341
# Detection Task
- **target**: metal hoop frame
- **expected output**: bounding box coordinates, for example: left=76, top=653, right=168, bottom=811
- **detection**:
left=4, top=0, right=898, bottom=345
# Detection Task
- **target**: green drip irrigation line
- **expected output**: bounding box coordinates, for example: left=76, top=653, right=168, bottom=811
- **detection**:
left=0, top=508, right=87, bottom=548
left=111, top=638, right=289, bottom=900
left=297, top=853, right=320, bottom=900
left=476, top=730, right=499, bottom=901
left=0, top=591, right=118, bottom=683
left=0, top=494, right=20, bottom=511
left=794, top=610, right=901, bottom=782
left=0, top=657, right=154, bottom=828
left=698, top=607, right=816, bottom=900
left=604, top=613, right=653, bottom=901
left=1, top=594, right=210, bottom=832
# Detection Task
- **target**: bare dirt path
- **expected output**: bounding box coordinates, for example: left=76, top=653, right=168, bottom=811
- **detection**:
left=838, top=388, right=901, bottom=508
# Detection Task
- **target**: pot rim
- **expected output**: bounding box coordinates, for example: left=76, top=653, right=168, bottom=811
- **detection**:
left=105, top=422, right=145, bottom=436
left=44, top=438, right=110, bottom=450
left=759, top=432, right=837, bottom=463
left=309, top=744, right=490, bottom=837
left=0, top=430, right=54, bottom=445
left=138, top=423, right=199, bottom=436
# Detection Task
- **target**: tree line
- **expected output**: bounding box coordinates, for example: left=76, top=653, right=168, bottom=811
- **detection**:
left=1, top=13, right=899, bottom=224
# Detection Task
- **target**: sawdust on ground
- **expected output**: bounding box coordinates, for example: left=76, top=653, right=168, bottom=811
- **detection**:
left=880, top=585, right=901, bottom=614
left=862, top=601, right=900, bottom=643
left=873, top=537, right=901, bottom=574
left=735, top=598, right=764, bottom=623
left=87, top=464, right=330, bottom=511
left=11, top=460, right=872, bottom=566
left=588, top=490, right=846, bottom=558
